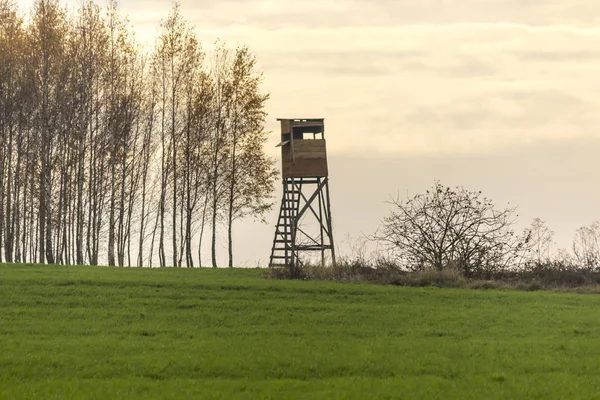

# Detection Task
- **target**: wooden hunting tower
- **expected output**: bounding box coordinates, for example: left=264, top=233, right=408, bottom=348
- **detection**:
left=269, top=118, right=336, bottom=270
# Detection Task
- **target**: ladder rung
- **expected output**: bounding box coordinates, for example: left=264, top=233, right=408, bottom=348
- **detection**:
left=270, top=255, right=289, bottom=259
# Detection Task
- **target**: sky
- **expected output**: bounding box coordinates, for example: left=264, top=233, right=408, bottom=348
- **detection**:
left=14, top=0, right=600, bottom=266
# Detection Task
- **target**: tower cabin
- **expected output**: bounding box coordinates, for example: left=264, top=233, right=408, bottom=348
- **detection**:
left=276, top=118, right=327, bottom=178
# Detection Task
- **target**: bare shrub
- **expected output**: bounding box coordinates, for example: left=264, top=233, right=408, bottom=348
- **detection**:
left=402, top=267, right=466, bottom=288
left=373, top=182, right=525, bottom=277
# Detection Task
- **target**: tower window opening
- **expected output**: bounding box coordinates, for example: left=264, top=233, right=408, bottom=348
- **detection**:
left=303, top=132, right=323, bottom=140
left=292, top=125, right=324, bottom=140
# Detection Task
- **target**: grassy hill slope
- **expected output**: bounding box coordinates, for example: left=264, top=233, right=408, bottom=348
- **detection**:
left=1, top=264, right=600, bottom=399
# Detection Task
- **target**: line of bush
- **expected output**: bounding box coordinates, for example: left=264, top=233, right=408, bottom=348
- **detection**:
left=265, top=258, right=600, bottom=293
left=267, top=182, right=600, bottom=292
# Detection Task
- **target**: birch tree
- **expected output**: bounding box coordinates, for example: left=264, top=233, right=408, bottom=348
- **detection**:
left=0, top=1, right=275, bottom=267
left=29, top=0, right=69, bottom=264
left=152, top=3, right=202, bottom=267
left=223, top=46, right=275, bottom=267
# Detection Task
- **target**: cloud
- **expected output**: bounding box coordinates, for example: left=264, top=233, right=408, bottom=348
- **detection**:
left=510, top=50, right=600, bottom=62
left=239, top=22, right=600, bottom=157
left=115, top=0, right=600, bottom=29
left=14, top=0, right=600, bottom=157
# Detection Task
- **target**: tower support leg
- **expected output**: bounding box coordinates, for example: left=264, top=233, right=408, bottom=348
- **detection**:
left=269, top=177, right=335, bottom=272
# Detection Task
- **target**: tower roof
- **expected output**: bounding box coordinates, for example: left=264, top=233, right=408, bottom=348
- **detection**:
left=276, top=118, right=324, bottom=123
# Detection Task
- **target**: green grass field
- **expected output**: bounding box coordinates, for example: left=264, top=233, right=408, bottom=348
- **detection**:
left=2, top=264, right=600, bottom=399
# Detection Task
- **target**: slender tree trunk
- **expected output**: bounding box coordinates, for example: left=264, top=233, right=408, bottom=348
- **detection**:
left=13, top=123, right=23, bottom=263
left=0, top=142, right=5, bottom=263
left=118, top=141, right=127, bottom=267
left=211, top=162, right=218, bottom=268
left=5, top=125, right=14, bottom=262
left=171, top=70, right=178, bottom=268
left=76, top=110, right=85, bottom=264
left=108, top=159, right=116, bottom=266
left=227, top=134, right=237, bottom=268
left=198, top=190, right=209, bottom=267
left=159, top=55, right=166, bottom=268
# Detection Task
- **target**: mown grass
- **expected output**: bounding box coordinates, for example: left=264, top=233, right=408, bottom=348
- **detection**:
left=2, top=264, right=600, bottom=399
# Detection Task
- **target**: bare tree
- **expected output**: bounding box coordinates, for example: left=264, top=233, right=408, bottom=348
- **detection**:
left=374, top=182, right=525, bottom=276
left=572, top=222, right=600, bottom=271
left=523, top=218, right=554, bottom=266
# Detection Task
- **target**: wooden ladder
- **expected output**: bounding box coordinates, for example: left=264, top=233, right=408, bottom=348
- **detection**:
left=269, top=179, right=301, bottom=267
